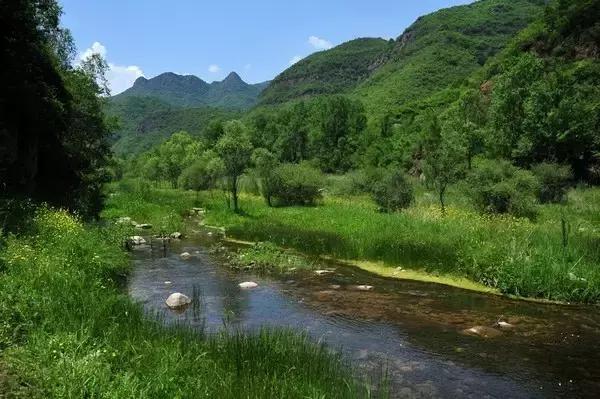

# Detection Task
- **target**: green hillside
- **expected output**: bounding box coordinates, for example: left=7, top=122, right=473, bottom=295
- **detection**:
left=259, top=38, right=391, bottom=104
left=107, top=98, right=239, bottom=155
left=355, top=0, right=546, bottom=120
left=113, top=71, right=268, bottom=109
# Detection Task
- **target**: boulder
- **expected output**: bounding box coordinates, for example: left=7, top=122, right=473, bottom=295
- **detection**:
left=239, top=281, right=258, bottom=289
left=128, top=236, right=146, bottom=246
left=165, top=292, right=192, bottom=309
left=180, top=252, right=192, bottom=260
left=170, top=232, right=183, bottom=239
left=463, top=326, right=502, bottom=338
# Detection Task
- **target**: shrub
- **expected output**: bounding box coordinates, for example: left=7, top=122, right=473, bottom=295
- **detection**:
left=531, top=162, right=572, bottom=203
left=370, top=170, right=414, bottom=212
left=268, top=163, right=324, bottom=206
left=468, top=158, right=539, bottom=219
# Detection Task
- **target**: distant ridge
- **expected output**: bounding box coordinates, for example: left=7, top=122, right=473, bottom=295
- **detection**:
left=112, top=71, right=269, bottom=109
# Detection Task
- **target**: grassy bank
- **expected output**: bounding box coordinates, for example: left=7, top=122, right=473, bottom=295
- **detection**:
left=103, top=180, right=600, bottom=303
left=0, top=207, right=376, bottom=398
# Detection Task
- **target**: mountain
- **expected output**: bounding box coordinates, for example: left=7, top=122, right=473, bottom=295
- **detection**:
left=259, top=0, right=546, bottom=120
left=260, top=38, right=391, bottom=104
left=113, top=72, right=269, bottom=109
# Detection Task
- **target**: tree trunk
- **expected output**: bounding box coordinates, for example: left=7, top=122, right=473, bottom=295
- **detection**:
left=231, top=175, right=238, bottom=213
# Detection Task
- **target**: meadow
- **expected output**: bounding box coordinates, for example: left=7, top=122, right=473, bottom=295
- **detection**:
left=0, top=206, right=376, bottom=398
left=104, top=179, right=600, bottom=303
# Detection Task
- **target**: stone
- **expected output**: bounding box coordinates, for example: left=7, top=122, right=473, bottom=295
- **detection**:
left=329, top=284, right=341, bottom=290
left=164, top=281, right=172, bottom=285
left=165, top=292, right=192, bottom=309
left=239, top=281, right=258, bottom=289
left=180, top=252, right=192, bottom=260
left=170, top=232, right=183, bottom=239
left=135, top=223, right=152, bottom=230
left=496, top=321, right=514, bottom=329
left=128, top=236, right=146, bottom=246
left=463, top=326, right=502, bottom=338
left=354, top=285, right=374, bottom=291
left=315, top=270, right=334, bottom=276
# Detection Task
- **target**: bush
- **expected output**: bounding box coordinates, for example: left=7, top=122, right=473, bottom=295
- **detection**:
left=468, top=159, right=539, bottom=219
left=531, top=162, right=572, bottom=203
left=370, top=170, right=414, bottom=212
left=268, top=163, right=324, bottom=206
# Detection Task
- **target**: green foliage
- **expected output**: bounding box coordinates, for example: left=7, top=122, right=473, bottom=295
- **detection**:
left=268, top=163, right=324, bottom=206
left=468, top=158, right=539, bottom=219
left=251, top=148, right=280, bottom=206
left=106, top=98, right=239, bottom=155
left=531, top=162, right=573, bottom=204
left=139, top=131, right=203, bottom=187
left=0, top=0, right=112, bottom=218
left=422, top=114, right=467, bottom=212
left=370, top=170, right=415, bottom=212
left=0, top=207, right=371, bottom=398
left=260, top=38, right=391, bottom=104
left=216, top=121, right=254, bottom=212
left=230, top=242, right=316, bottom=273
left=178, top=150, right=224, bottom=192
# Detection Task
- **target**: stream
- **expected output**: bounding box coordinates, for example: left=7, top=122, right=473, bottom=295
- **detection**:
left=128, top=231, right=600, bottom=398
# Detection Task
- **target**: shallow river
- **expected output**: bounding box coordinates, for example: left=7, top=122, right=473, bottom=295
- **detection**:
left=128, top=232, right=600, bottom=398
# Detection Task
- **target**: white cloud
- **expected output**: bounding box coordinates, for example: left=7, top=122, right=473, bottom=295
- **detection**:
left=78, top=41, right=144, bottom=95
left=308, top=36, right=333, bottom=50
left=289, top=55, right=303, bottom=65
left=208, top=64, right=221, bottom=73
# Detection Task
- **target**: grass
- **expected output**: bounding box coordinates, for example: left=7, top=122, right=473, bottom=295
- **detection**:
left=0, top=206, right=378, bottom=398
left=103, top=179, right=600, bottom=303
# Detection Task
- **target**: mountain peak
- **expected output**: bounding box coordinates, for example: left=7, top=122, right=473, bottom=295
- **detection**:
left=220, top=71, right=246, bottom=87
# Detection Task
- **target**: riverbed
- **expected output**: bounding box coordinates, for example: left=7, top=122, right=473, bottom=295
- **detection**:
left=128, top=232, right=600, bottom=398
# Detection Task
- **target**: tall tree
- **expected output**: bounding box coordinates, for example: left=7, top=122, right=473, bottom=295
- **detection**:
left=216, top=121, right=253, bottom=213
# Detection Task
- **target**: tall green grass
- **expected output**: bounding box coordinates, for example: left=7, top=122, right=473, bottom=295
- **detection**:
left=0, top=207, right=375, bottom=398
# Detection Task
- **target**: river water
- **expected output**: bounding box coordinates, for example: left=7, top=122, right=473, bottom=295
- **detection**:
left=128, top=232, right=600, bottom=398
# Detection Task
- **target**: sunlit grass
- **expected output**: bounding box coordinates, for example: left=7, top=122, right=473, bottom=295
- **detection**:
left=0, top=206, right=376, bottom=398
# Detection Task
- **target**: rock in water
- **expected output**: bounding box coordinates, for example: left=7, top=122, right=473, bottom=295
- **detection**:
left=239, top=281, right=258, bottom=289
left=355, top=285, right=374, bottom=291
left=165, top=293, right=192, bottom=309
left=170, top=232, right=183, bottom=239
left=315, top=270, right=334, bottom=276
left=180, top=252, right=192, bottom=260
left=463, top=326, right=502, bottom=338
left=128, top=236, right=146, bottom=246
left=496, top=321, right=514, bottom=329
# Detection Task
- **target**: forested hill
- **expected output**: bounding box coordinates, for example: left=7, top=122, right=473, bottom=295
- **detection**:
left=259, top=38, right=391, bottom=104
left=260, top=0, right=546, bottom=113
left=113, top=71, right=269, bottom=109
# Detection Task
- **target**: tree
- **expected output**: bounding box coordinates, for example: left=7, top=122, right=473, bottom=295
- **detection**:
left=178, top=150, right=224, bottom=200
left=422, top=114, right=466, bottom=214
left=251, top=148, right=279, bottom=206
left=311, top=96, right=366, bottom=173
left=216, top=121, right=253, bottom=213
left=143, top=132, right=202, bottom=187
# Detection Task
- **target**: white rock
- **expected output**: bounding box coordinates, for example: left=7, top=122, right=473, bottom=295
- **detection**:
left=129, top=236, right=146, bottom=246
left=170, top=232, right=183, bottom=239
left=355, top=285, right=374, bottom=291
left=164, top=281, right=172, bottom=285
left=180, top=252, right=192, bottom=260
left=165, top=293, right=192, bottom=309
left=239, top=281, right=258, bottom=289
left=315, top=270, right=334, bottom=276
left=497, top=321, right=514, bottom=329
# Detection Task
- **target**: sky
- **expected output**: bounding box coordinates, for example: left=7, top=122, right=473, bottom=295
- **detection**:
left=61, top=0, right=473, bottom=94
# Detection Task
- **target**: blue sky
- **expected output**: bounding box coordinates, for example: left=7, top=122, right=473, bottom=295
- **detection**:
left=62, top=0, right=473, bottom=94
